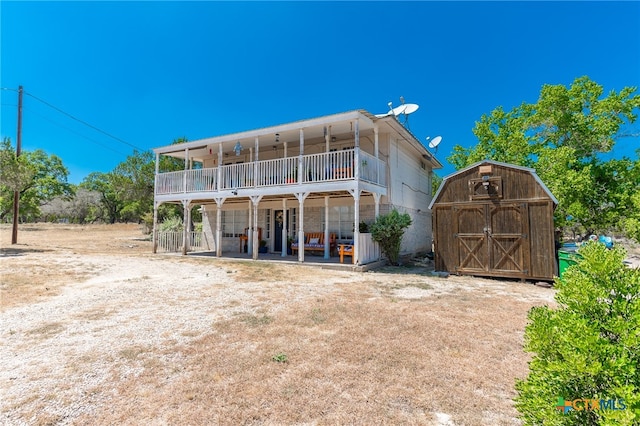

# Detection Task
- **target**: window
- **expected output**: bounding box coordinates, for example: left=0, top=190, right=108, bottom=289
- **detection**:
left=324, top=205, right=354, bottom=239
left=265, top=209, right=271, bottom=239
left=289, top=208, right=297, bottom=236
left=222, top=210, right=247, bottom=237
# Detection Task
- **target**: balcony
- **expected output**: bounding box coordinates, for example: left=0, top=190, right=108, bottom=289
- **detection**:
left=155, top=149, right=386, bottom=197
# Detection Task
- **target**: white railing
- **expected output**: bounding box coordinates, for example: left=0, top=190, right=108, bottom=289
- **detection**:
left=303, top=149, right=355, bottom=182
left=220, top=162, right=254, bottom=190
left=155, top=149, right=386, bottom=196
left=186, top=168, right=217, bottom=192
left=255, top=156, right=299, bottom=186
left=157, top=231, right=206, bottom=253
left=358, top=233, right=381, bottom=264
left=156, top=170, right=184, bottom=194
left=359, top=151, right=387, bottom=186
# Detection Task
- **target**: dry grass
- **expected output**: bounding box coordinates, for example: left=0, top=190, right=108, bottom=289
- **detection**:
left=86, top=291, right=534, bottom=425
left=1, top=223, right=559, bottom=425
left=0, top=223, right=151, bottom=308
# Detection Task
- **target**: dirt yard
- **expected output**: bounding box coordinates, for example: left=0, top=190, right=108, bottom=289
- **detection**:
left=0, top=223, right=559, bottom=425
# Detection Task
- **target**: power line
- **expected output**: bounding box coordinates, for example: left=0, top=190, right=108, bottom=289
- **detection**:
left=24, top=90, right=145, bottom=152
left=23, top=106, right=129, bottom=157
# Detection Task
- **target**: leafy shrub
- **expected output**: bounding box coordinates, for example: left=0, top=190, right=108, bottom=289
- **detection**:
left=158, top=216, right=183, bottom=233
left=369, top=209, right=412, bottom=265
left=515, top=243, right=640, bottom=424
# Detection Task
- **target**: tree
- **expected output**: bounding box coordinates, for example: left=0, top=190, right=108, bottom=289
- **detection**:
left=111, top=150, right=156, bottom=222
left=447, top=76, right=640, bottom=240
left=78, top=138, right=192, bottom=224
left=432, top=173, right=443, bottom=196
left=0, top=138, right=73, bottom=222
left=369, top=209, right=412, bottom=265
left=0, top=137, right=33, bottom=192
left=39, top=187, right=101, bottom=223
left=515, top=243, right=640, bottom=424
left=80, top=172, right=122, bottom=223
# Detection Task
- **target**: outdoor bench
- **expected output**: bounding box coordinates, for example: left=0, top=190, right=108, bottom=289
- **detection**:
left=291, top=232, right=337, bottom=256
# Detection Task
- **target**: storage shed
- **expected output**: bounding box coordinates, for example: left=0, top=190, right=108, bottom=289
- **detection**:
left=429, top=160, right=558, bottom=281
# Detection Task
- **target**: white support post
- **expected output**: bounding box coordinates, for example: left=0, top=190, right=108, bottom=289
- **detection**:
left=374, top=126, right=379, bottom=159
left=217, top=144, right=223, bottom=191
left=295, top=192, right=309, bottom=262
left=374, top=126, right=379, bottom=183
left=325, top=126, right=330, bottom=152
left=324, top=196, right=330, bottom=259
left=152, top=152, right=160, bottom=254
left=350, top=189, right=361, bottom=265
left=152, top=201, right=159, bottom=254
left=373, top=192, right=381, bottom=219
left=215, top=197, right=224, bottom=257
left=251, top=195, right=263, bottom=260
left=248, top=200, right=253, bottom=255
left=354, top=119, right=360, bottom=181
left=281, top=198, right=288, bottom=257
left=184, top=148, right=189, bottom=193
left=298, top=129, right=304, bottom=184
left=182, top=200, right=190, bottom=255
left=254, top=137, right=259, bottom=188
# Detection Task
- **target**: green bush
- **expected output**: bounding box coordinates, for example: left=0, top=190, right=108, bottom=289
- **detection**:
left=158, top=216, right=183, bottom=233
left=369, top=209, right=411, bottom=265
left=515, top=243, right=640, bottom=425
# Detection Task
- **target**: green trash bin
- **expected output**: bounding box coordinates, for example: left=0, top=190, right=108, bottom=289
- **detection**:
left=558, top=249, right=581, bottom=277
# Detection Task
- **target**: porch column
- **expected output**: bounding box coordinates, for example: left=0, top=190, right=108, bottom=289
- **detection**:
left=254, top=137, right=259, bottom=188
left=281, top=198, right=288, bottom=257
left=181, top=200, right=191, bottom=255
left=298, top=129, right=304, bottom=184
left=374, top=126, right=379, bottom=159
left=152, top=152, right=160, bottom=254
left=251, top=195, right=263, bottom=260
left=247, top=200, right=253, bottom=255
left=152, top=201, right=159, bottom=254
left=374, top=126, right=379, bottom=183
left=324, top=126, right=330, bottom=152
left=324, top=196, right=330, bottom=259
left=350, top=189, right=361, bottom=265
left=184, top=148, right=189, bottom=194
left=354, top=119, right=360, bottom=180
left=215, top=197, right=225, bottom=257
left=373, top=192, right=381, bottom=219
left=217, top=144, right=223, bottom=191
left=295, top=192, right=310, bottom=262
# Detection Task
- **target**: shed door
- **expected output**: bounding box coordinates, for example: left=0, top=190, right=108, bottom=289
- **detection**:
left=454, top=203, right=530, bottom=277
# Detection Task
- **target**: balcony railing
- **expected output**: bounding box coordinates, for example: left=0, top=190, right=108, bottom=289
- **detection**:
left=155, top=148, right=386, bottom=196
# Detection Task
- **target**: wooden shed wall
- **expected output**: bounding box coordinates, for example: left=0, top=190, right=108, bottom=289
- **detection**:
left=432, top=162, right=556, bottom=281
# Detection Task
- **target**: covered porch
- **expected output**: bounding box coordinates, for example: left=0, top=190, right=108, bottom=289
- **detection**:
left=156, top=190, right=384, bottom=266
left=152, top=110, right=389, bottom=265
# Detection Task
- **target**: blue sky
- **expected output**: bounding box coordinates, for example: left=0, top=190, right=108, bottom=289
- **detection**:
left=1, top=1, right=639, bottom=184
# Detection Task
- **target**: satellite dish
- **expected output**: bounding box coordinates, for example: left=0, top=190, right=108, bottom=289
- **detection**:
left=391, top=104, right=407, bottom=116
left=428, top=135, right=442, bottom=149
left=376, top=99, right=419, bottom=129
left=402, top=103, right=419, bottom=115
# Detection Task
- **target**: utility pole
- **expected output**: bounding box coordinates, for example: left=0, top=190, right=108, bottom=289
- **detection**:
left=11, top=85, right=23, bottom=244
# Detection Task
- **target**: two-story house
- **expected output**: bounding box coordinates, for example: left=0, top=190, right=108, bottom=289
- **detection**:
left=152, top=109, right=442, bottom=264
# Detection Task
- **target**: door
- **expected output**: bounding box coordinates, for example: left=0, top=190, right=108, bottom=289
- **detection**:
left=487, top=203, right=529, bottom=277
left=274, top=210, right=284, bottom=252
left=453, top=204, right=488, bottom=274
left=453, top=203, right=529, bottom=278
